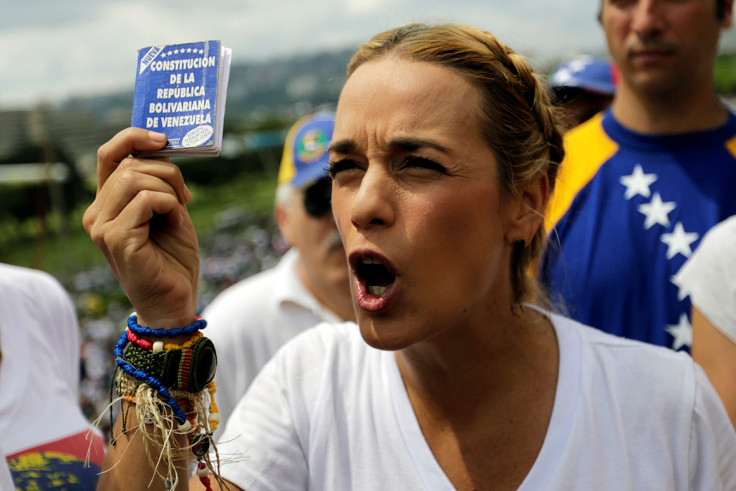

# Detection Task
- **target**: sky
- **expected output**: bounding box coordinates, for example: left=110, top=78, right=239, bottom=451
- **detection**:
left=2, top=0, right=735, bottom=109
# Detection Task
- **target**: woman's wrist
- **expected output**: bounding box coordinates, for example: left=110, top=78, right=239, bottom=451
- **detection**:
left=136, top=313, right=197, bottom=331
left=106, top=312, right=220, bottom=490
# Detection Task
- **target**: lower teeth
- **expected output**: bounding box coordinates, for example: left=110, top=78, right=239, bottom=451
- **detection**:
left=368, top=285, right=386, bottom=296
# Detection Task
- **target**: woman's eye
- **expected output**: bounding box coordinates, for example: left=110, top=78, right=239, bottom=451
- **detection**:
left=328, top=159, right=361, bottom=178
left=401, top=156, right=446, bottom=173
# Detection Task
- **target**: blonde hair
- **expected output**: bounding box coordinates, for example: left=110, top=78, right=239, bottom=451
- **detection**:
left=347, top=23, right=564, bottom=306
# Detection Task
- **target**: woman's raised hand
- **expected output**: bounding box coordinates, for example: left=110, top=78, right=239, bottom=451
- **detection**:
left=83, top=128, right=199, bottom=329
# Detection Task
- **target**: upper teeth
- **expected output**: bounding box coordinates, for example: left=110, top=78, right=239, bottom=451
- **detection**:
left=368, top=285, right=386, bottom=296
left=363, top=258, right=381, bottom=264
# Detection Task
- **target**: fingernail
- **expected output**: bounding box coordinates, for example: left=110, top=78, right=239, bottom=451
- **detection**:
left=148, top=131, right=166, bottom=143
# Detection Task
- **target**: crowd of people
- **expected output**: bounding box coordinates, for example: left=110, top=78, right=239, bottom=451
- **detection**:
left=2, top=0, right=736, bottom=489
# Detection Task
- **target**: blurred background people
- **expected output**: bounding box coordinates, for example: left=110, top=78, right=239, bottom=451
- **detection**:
left=203, top=111, right=354, bottom=437
left=549, top=55, right=617, bottom=131
left=0, top=262, right=105, bottom=489
left=542, top=0, right=736, bottom=352
left=675, top=215, right=736, bottom=428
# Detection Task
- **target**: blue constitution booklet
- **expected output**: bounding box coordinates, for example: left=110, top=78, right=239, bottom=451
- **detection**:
left=131, top=40, right=231, bottom=157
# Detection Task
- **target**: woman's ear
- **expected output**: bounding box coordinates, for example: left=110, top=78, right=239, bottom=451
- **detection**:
left=505, top=173, right=550, bottom=245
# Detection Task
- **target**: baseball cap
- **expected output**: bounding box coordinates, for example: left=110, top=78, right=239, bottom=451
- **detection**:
left=549, top=55, right=618, bottom=96
left=277, top=112, right=335, bottom=189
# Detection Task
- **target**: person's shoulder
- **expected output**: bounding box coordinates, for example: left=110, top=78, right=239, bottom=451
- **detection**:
left=553, top=313, right=705, bottom=429
left=204, top=265, right=282, bottom=315
left=268, top=321, right=368, bottom=374
left=555, top=312, right=696, bottom=384
left=562, top=312, right=685, bottom=357
left=0, top=263, right=68, bottom=299
left=559, top=112, right=618, bottom=176
left=699, top=215, right=736, bottom=251
left=0, top=262, right=55, bottom=285
left=563, top=112, right=609, bottom=148
left=280, top=321, right=364, bottom=356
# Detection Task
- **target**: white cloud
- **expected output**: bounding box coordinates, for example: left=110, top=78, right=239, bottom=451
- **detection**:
left=343, top=0, right=392, bottom=16
left=1, top=0, right=734, bottom=108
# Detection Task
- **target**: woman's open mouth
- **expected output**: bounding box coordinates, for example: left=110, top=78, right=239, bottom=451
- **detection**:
left=349, top=250, right=399, bottom=312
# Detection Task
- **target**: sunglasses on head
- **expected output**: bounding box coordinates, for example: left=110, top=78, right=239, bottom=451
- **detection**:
left=302, top=178, right=332, bottom=218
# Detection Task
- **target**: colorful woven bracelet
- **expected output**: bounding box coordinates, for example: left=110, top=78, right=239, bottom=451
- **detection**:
left=114, top=329, right=188, bottom=424
left=127, top=314, right=207, bottom=338
left=122, top=335, right=217, bottom=394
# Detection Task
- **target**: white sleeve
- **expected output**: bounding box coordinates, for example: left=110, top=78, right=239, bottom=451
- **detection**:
left=204, top=297, right=266, bottom=442
left=216, top=351, right=309, bottom=491
left=676, top=217, right=736, bottom=343
left=688, top=363, right=736, bottom=489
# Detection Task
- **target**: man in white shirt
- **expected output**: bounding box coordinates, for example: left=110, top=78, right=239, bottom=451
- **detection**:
left=0, top=263, right=106, bottom=488
left=204, top=112, right=355, bottom=437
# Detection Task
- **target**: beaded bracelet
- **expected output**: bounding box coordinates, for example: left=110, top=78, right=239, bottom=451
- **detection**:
left=126, top=328, right=203, bottom=352
left=127, top=314, right=207, bottom=338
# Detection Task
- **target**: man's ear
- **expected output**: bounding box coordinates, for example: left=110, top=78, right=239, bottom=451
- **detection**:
left=274, top=203, right=293, bottom=246
left=505, top=174, right=550, bottom=246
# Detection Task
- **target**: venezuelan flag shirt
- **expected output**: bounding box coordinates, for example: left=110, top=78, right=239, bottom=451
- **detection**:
left=541, top=109, right=736, bottom=351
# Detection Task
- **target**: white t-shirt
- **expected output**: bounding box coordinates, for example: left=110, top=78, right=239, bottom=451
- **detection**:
left=203, top=249, right=342, bottom=439
left=675, top=215, right=736, bottom=344
left=217, top=313, right=736, bottom=490
left=0, top=263, right=92, bottom=455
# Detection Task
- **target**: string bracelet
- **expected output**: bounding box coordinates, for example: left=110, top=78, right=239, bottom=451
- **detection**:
left=117, top=370, right=219, bottom=441
left=127, top=314, right=207, bottom=338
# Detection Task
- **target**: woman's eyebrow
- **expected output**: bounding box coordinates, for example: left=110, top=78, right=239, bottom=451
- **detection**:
left=329, top=139, right=357, bottom=154
left=329, top=137, right=448, bottom=155
left=388, top=137, right=447, bottom=153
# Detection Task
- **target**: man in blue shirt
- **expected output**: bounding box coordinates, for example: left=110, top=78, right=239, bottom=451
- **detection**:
left=542, top=0, right=736, bottom=351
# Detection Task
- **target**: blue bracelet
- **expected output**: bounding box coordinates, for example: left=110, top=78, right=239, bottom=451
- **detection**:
left=114, top=330, right=188, bottom=425
left=127, top=314, right=207, bottom=338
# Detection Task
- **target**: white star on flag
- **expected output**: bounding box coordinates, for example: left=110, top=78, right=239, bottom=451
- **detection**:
left=666, top=313, right=692, bottom=350
left=661, top=222, right=699, bottom=259
left=670, top=272, right=690, bottom=301
left=638, top=193, right=676, bottom=229
left=620, top=164, right=658, bottom=199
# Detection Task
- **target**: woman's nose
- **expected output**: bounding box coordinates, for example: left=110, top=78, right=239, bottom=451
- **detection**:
left=349, top=165, right=396, bottom=231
